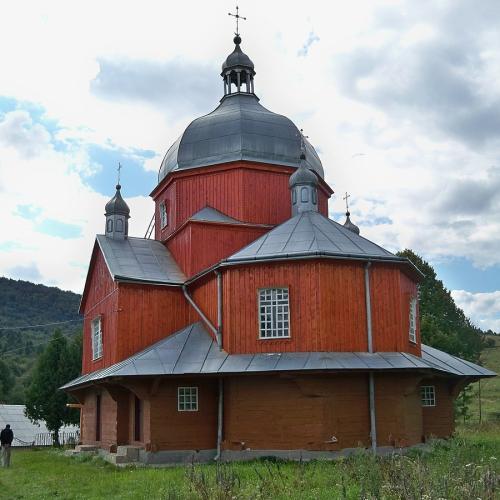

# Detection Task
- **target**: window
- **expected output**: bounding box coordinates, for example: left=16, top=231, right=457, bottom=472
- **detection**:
left=421, top=386, right=436, bottom=407
left=115, top=218, right=123, bottom=232
left=258, top=288, right=290, bottom=338
left=91, top=317, right=103, bottom=360
left=178, top=387, right=198, bottom=411
left=292, top=189, right=297, bottom=205
left=301, top=187, right=309, bottom=202
left=106, top=219, right=113, bottom=233
left=409, top=297, right=417, bottom=343
left=159, top=201, right=168, bottom=228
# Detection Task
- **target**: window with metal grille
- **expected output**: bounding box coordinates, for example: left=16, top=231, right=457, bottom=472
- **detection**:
left=178, top=387, right=198, bottom=411
left=91, top=317, right=102, bottom=360
left=409, top=297, right=417, bottom=343
left=421, top=385, right=436, bottom=407
left=258, top=288, right=290, bottom=339
left=159, top=201, right=168, bottom=228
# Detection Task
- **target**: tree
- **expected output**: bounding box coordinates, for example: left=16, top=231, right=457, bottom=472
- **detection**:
left=0, top=358, right=14, bottom=402
left=397, top=249, right=485, bottom=362
left=25, top=330, right=81, bottom=445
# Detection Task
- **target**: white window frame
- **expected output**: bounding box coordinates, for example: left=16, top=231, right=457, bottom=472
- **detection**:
left=91, top=316, right=103, bottom=360
left=178, top=387, right=198, bottom=412
left=159, top=201, right=168, bottom=228
left=409, top=297, right=417, bottom=343
left=421, top=385, right=436, bottom=407
left=258, top=288, right=290, bottom=339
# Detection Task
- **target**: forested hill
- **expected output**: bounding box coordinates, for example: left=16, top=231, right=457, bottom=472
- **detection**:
left=0, top=277, right=82, bottom=403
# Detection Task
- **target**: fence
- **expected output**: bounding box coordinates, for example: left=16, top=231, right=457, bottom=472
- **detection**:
left=13, top=430, right=80, bottom=448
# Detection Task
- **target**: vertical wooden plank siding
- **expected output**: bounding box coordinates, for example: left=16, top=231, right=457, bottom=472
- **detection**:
left=165, top=224, right=192, bottom=276
left=81, top=250, right=119, bottom=374
left=153, top=162, right=332, bottom=241
left=116, top=284, right=190, bottom=362
left=400, top=271, right=421, bottom=356
left=421, top=379, right=455, bottom=438
left=223, top=261, right=368, bottom=353
left=189, top=275, right=218, bottom=330
left=223, top=375, right=370, bottom=451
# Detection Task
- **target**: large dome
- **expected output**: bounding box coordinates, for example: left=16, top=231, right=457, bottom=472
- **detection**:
left=158, top=37, right=324, bottom=184
left=159, top=94, right=324, bottom=183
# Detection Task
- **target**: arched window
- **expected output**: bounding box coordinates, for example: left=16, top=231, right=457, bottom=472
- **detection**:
left=106, top=219, right=113, bottom=233
left=301, top=187, right=309, bottom=203
left=292, top=189, right=297, bottom=205
left=312, top=190, right=317, bottom=204
left=116, top=219, right=123, bottom=232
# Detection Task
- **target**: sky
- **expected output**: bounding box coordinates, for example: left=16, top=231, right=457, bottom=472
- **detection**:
left=0, top=0, right=499, bottom=332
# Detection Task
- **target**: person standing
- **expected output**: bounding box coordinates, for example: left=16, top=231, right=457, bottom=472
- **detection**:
left=0, top=424, right=14, bottom=467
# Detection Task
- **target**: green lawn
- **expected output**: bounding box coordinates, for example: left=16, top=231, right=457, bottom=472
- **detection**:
left=0, top=426, right=499, bottom=500
left=469, top=335, right=500, bottom=423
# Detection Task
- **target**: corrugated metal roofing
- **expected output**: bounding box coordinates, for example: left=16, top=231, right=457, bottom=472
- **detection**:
left=158, top=93, right=324, bottom=183
left=0, top=405, right=78, bottom=447
left=225, top=211, right=405, bottom=264
left=61, top=322, right=495, bottom=390
left=96, top=235, right=186, bottom=285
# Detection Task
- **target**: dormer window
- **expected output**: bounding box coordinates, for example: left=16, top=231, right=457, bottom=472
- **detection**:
left=409, top=297, right=417, bottom=343
left=91, top=317, right=103, bottom=360
left=159, top=202, right=168, bottom=228
left=259, top=288, right=290, bottom=339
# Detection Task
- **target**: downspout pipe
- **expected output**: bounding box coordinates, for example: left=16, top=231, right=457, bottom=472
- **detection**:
left=214, top=378, right=224, bottom=461
left=182, top=285, right=218, bottom=341
left=364, top=261, right=377, bottom=453
left=215, top=271, right=223, bottom=350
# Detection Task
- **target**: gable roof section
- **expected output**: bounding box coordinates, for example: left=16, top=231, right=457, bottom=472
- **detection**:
left=61, top=322, right=495, bottom=390
left=96, top=235, right=186, bottom=285
left=225, top=211, right=411, bottom=267
left=189, top=206, right=240, bottom=224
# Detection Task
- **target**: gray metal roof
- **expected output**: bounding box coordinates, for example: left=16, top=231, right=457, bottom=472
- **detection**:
left=225, top=211, right=405, bottom=264
left=0, top=405, right=78, bottom=447
left=96, top=235, right=186, bottom=285
left=61, top=322, right=495, bottom=390
left=158, top=93, right=324, bottom=183
left=190, top=206, right=240, bottom=224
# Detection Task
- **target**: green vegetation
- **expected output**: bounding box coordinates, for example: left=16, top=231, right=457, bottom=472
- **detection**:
left=0, top=277, right=81, bottom=403
left=398, top=250, right=487, bottom=362
left=25, top=330, right=81, bottom=443
left=468, top=334, right=500, bottom=423
left=0, top=427, right=498, bottom=499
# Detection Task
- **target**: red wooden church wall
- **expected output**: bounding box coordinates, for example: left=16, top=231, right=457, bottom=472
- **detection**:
left=153, top=162, right=331, bottom=241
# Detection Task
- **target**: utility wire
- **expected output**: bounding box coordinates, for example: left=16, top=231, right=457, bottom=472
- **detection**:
left=0, top=329, right=81, bottom=358
left=0, top=319, right=83, bottom=331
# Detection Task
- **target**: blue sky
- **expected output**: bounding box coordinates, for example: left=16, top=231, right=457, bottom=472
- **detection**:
left=0, top=0, right=499, bottom=331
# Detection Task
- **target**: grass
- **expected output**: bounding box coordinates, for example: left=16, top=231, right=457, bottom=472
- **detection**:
left=468, top=335, right=500, bottom=423
left=0, top=426, right=498, bottom=500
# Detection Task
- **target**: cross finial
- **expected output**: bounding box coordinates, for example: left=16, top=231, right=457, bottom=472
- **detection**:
left=117, top=162, right=122, bottom=186
left=343, top=192, right=351, bottom=214
left=299, top=128, right=309, bottom=156
left=228, top=5, right=246, bottom=36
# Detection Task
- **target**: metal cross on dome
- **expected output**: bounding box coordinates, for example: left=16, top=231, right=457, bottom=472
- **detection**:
left=228, top=5, right=247, bottom=36
left=343, top=192, right=351, bottom=213
left=117, top=162, right=122, bottom=185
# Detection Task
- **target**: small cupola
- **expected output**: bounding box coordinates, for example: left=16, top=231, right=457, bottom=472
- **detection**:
left=105, top=184, right=130, bottom=240
left=342, top=193, right=360, bottom=234
left=221, top=35, right=256, bottom=96
left=289, top=153, right=319, bottom=215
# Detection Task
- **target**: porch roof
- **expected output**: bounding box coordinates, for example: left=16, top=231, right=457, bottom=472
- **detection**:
left=61, top=322, right=495, bottom=390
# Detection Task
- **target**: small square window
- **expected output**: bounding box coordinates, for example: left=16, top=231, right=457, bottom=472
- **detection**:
left=159, top=202, right=168, bottom=228
left=421, top=385, right=436, bottom=407
left=91, top=317, right=103, bottom=360
left=178, top=387, right=198, bottom=411
left=258, top=288, right=290, bottom=339
left=409, top=297, right=417, bottom=343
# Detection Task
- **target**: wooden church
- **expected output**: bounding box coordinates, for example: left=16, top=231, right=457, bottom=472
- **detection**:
left=62, top=32, right=494, bottom=464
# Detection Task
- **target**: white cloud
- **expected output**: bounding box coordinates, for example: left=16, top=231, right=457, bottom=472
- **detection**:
left=451, top=290, right=500, bottom=332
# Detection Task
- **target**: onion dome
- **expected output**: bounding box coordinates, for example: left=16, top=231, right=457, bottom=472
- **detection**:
left=289, top=155, right=319, bottom=187
left=105, top=184, right=130, bottom=217
left=343, top=211, right=360, bottom=235
left=157, top=37, right=324, bottom=184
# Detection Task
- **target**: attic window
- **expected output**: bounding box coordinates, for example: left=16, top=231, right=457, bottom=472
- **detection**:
left=258, top=288, right=290, bottom=339
left=91, top=317, right=103, bottom=360
left=159, top=201, right=168, bottom=228
left=178, top=387, right=198, bottom=411
left=409, top=297, right=417, bottom=343
left=421, top=385, right=436, bottom=407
